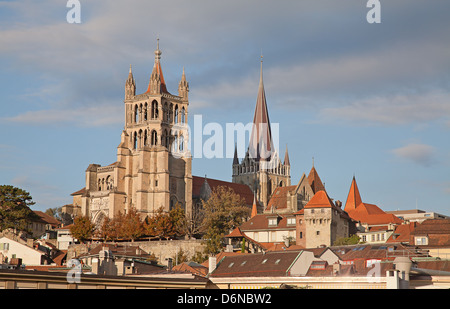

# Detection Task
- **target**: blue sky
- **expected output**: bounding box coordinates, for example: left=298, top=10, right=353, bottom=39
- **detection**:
left=0, top=0, right=449, bottom=216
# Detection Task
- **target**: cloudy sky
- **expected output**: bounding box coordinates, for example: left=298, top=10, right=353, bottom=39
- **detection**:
left=1, top=0, right=449, bottom=215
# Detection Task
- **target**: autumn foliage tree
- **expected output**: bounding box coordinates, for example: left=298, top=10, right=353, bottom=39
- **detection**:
left=70, top=215, right=96, bottom=243
left=201, top=186, right=250, bottom=254
left=144, top=204, right=186, bottom=239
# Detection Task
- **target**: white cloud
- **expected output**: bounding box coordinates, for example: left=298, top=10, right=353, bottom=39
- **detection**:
left=4, top=104, right=122, bottom=127
left=318, top=90, right=450, bottom=126
left=391, top=143, right=437, bottom=167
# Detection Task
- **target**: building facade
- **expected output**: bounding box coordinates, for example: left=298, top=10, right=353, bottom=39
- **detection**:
left=72, top=41, right=192, bottom=227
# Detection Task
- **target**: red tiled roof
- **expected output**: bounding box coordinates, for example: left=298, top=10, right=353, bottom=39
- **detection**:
left=387, top=222, right=417, bottom=243
left=266, top=185, right=296, bottom=211
left=71, top=187, right=86, bottom=196
left=239, top=214, right=296, bottom=232
left=307, top=166, right=325, bottom=194
left=33, top=211, right=61, bottom=227
left=192, top=176, right=255, bottom=207
left=347, top=203, right=402, bottom=225
left=304, top=190, right=334, bottom=209
left=344, top=176, right=362, bottom=212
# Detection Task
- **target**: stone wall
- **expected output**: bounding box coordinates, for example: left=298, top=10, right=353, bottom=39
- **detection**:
left=67, top=239, right=205, bottom=264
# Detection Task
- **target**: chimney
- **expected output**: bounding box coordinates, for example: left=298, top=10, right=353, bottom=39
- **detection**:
left=167, top=258, right=173, bottom=272
left=208, top=256, right=217, bottom=274
left=333, top=262, right=341, bottom=275
left=394, top=257, right=412, bottom=289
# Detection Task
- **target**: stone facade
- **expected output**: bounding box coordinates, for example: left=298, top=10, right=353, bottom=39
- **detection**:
left=72, top=41, right=192, bottom=227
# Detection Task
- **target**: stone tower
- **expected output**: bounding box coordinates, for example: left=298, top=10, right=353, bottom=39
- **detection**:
left=232, top=58, right=291, bottom=209
left=75, top=40, right=192, bottom=227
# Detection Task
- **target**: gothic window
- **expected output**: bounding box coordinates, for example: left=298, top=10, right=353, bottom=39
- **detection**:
left=179, top=134, right=184, bottom=151
left=139, top=104, right=143, bottom=123
left=174, top=105, right=179, bottom=124
left=134, top=105, right=138, bottom=123
left=151, top=100, right=159, bottom=119
left=165, top=129, right=169, bottom=148
left=181, top=107, right=186, bottom=124
left=169, top=103, right=174, bottom=123
left=151, top=130, right=157, bottom=146
left=163, top=103, right=168, bottom=122
left=144, top=103, right=148, bottom=121
left=133, top=131, right=137, bottom=149
left=173, top=134, right=178, bottom=153
left=98, top=179, right=102, bottom=191
left=161, top=130, right=166, bottom=147
left=144, top=130, right=148, bottom=146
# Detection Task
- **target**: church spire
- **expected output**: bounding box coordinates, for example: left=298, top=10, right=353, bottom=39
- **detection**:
left=248, top=55, right=273, bottom=162
left=284, top=144, right=290, bottom=166
left=344, top=176, right=363, bottom=213
left=125, top=64, right=136, bottom=100
left=178, top=66, right=189, bottom=99
left=147, top=38, right=168, bottom=94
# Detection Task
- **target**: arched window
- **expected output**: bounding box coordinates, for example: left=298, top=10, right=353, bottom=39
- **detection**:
left=181, top=107, right=186, bottom=124
left=174, top=105, right=179, bottom=124
left=151, top=100, right=158, bottom=119
left=165, top=129, right=169, bottom=148
left=98, top=179, right=102, bottom=191
left=179, top=134, right=184, bottom=151
left=134, top=105, right=138, bottom=123
left=144, top=103, right=148, bottom=121
left=173, top=134, right=178, bottom=153
left=143, top=130, right=148, bottom=146
left=169, top=103, right=174, bottom=123
left=133, top=131, right=137, bottom=149
left=163, top=103, right=168, bottom=122
left=151, top=130, right=157, bottom=146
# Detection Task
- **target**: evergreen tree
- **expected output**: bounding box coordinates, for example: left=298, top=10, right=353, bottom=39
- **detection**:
left=0, top=185, right=38, bottom=234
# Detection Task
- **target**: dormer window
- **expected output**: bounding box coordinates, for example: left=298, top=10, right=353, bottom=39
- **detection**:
left=287, top=217, right=296, bottom=226
left=268, top=218, right=277, bottom=226
left=415, top=236, right=428, bottom=246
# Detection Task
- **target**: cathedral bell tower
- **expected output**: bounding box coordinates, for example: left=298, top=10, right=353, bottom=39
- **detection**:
left=232, top=57, right=291, bottom=210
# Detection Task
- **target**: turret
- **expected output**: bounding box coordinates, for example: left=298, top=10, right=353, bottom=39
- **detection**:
left=178, top=67, right=189, bottom=100
left=125, top=65, right=136, bottom=100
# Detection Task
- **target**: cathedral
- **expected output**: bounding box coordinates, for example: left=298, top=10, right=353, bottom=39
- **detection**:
left=70, top=41, right=313, bottom=228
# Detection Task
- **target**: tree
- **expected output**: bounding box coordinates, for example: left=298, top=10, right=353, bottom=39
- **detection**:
left=201, top=186, right=250, bottom=254
left=70, top=215, right=95, bottom=243
left=333, top=234, right=362, bottom=246
left=144, top=204, right=186, bottom=239
left=45, top=206, right=72, bottom=225
left=0, top=185, right=38, bottom=234
left=120, top=207, right=144, bottom=242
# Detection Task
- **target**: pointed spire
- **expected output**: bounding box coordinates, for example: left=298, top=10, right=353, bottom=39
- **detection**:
left=251, top=195, right=258, bottom=218
left=248, top=55, right=273, bottom=162
left=233, top=143, right=239, bottom=165
left=284, top=144, right=290, bottom=166
left=147, top=38, right=168, bottom=94
left=344, top=176, right=363, bottom=213
left=307, top=165, right=325, bottom=194
left=178, top=66, right=189, bottom=99
left=125, top=64, right=136, bottom=100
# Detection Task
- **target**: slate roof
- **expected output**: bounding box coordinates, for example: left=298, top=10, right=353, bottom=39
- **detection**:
left=210, top=251, right=303, bottom=278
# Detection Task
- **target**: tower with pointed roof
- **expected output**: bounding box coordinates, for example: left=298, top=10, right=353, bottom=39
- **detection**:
left=76, top=40, right=192, bottom=226
left=232, top=57, right=291, bottom=210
